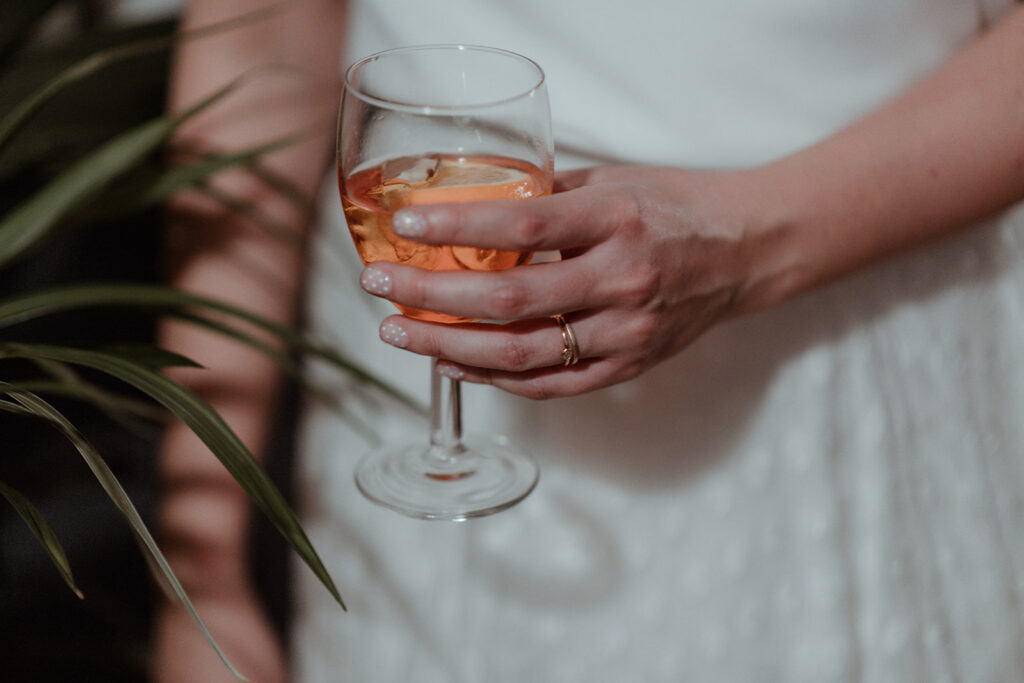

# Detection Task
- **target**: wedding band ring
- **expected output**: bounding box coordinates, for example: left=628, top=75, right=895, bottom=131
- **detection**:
left=552, top=314, right=580, bottom=366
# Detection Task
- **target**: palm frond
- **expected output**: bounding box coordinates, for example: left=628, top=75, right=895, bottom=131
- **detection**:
left=0, top=342, right=346, bottom=611
left=0, top=283, right=423, bottom=412
left=0, top=464, right=83, bottom=599
left=0, top=74, right=248, bottom=268
left=0, top=0, right=63, bottom=65
left=0, top=3, right=281, bottom=155
left=0, top=5, right=373, bottom=675
left=79, top=133, right=303, bottom=228
left=0, top=386, right=246, bottom=679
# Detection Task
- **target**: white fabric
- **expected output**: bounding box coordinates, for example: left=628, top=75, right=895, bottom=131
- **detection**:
left=294, top=1, right=1024, bottom=681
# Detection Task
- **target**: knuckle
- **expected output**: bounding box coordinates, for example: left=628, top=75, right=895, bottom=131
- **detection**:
left=486, top=280, right=532, bottom=319
left=405, top=275, right=431, bottom=309
left=612, top=185, right=646, bottom=234
left=448, top=205, right=473, bottom=240
left=495, top=338, right=533, bottom=371
left=628, top=313, right=660, bottom=347
left=617, top=359, right=646, bottom=383
left=519, top=377, right=554, bottom=401
left=509, top=212, right=546, bottom=251
left=618, top=268, right=660, bottom=308
left=421, top=329, right=444, bottom=357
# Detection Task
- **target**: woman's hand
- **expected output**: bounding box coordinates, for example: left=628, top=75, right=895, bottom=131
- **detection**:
left=359, top=166, right=800, bottom=399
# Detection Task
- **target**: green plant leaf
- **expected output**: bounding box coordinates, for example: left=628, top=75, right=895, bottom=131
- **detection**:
left=168, top=309, right=341, bottom=410
left=0, top=3, right=281, bottom=156
left=86, top=343, right=202, bottom=370
left=194, top=182, right=305, bottom=246
left=0, top=0, right=62, bottom=65
left=28, top=356, right=169, bottom=429
left=3, top=379, right=167, bottom=425
left=0, top=282, right=423, bottom=412
left=0, top=75, right=247, bottom=268
left=80, top=134, right=303, bottom=228
left=0, top=387, right=247, bottom=680
left=125, top=313, right=385, bottom=445
left=244, top=161, right=318, bottom=217
left=0, top=469, right=83, bottom=599
left=0, top=343, right=346, bottom=611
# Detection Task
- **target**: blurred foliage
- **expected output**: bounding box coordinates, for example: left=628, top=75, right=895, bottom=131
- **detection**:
left=0, top=2, right=363, bottom=680
left=0, top=6, right=176, bottom=681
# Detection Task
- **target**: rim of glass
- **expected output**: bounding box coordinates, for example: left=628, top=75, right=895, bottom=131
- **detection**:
left=343, top=44, right=546, bottom=113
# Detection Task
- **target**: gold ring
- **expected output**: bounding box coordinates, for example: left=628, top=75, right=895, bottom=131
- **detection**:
left=552, top=314, right=580, bottom=366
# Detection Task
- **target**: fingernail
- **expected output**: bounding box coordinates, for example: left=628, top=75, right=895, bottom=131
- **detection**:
left=379, top=321, right=409, bottom=348
left=360, top=266, right=392, bottom=296
left=393, top=211, right=427, bottom=238
left=435, top=361, right=465, bottom=380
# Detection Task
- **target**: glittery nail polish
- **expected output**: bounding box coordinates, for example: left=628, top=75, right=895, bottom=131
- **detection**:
left=360, top=266, right=392, bottom=296
left=379, top=321, right=409, bottom=348
left=392, top=211, right=427, bottom=238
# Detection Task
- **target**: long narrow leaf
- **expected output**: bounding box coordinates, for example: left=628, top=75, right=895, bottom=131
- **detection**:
left=0, top=343, right=346, bottom=610
left=0, top=387, right=246, bottom=680
left=4, top=379, right=167, bottom=423
left=0, top=0, right=62, bottom=65
left=86, top=344, right=202, bottom=370
left=0, top=468, right=83, bottom=599
left=167, top=138, right=318, bottom=217
left=82, top=134, right=303, bottom=227
left=30, top=357, right=169, bottom=429
left=194, top=183, right=304, bottom=246
left=0, top=3, right=281, bottom=155
left=0, top=283, right=423, bottom=412
left=166, top=311, right=383, bottom=445
left=0, top=75, right=248, bottom=268
left=169, top=310, right=341, bottom=410
left=244, top=161, right=318, bottom=216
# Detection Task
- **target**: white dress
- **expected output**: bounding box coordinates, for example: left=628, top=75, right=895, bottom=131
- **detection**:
left=294, top=1, right=1024, bottom=681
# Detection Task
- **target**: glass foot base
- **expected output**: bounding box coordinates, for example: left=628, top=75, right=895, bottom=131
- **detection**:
left=354, top=435, right=539, bottom=521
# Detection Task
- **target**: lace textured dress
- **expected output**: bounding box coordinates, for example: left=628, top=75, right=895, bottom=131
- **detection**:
left=294, top=1, right=1024, bottom=680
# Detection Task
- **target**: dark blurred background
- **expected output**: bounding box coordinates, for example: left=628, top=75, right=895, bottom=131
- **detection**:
left=0, top=3, right=294, bottom=680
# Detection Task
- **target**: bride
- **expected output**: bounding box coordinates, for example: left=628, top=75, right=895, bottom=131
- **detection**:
left=155, top=1, right=1024, bottom=681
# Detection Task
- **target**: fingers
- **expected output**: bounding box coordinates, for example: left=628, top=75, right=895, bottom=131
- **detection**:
left=436, top=357, right=639, bottom=400
left=361, top=168, right=662, bottom=398
left=361, top=258, right=603, bottom=321
left=377, top=311, right=617, bottom=372
left=375, top=307, right=653, bottom=399
left=552, top=168, right=596, bottom=193
left=390, top=182, right=634, bottom=252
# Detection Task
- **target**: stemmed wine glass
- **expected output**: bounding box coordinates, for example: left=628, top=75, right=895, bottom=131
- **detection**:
left=336, top=45, right=554, bottom=520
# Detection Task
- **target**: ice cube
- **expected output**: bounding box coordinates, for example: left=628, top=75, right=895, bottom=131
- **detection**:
left=372, top=155, right=442, bottom=211
left=374, top=181, right=412, bottom=211
left=394, top=239, right=438, bottom=268
left=381, top=154, right=441, bottom=184
left=453, top=246, right=500, bottom=269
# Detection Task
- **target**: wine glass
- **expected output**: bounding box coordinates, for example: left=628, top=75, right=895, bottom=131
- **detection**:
left=337, top=45, right=553, bottom=520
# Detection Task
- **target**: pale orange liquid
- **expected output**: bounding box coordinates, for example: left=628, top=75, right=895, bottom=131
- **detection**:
left=340, top=154, right=551, bottom=323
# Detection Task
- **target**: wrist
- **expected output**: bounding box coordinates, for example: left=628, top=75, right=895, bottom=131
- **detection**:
left=727, top=150, right=881, bottom=314
left=702, top=165, right=817, bottom=316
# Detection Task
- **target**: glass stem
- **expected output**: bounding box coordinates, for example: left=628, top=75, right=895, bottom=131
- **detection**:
left=430, top=358, right=465, bottom=455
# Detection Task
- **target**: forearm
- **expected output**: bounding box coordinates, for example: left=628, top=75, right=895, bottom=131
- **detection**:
left=741, top=6, right=1024, bottom=311
left=158, top=0, right=346, bottom=586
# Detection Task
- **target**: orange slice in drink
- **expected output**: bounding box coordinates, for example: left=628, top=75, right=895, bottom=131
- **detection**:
left=406, top=159, right=538, bottom=206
